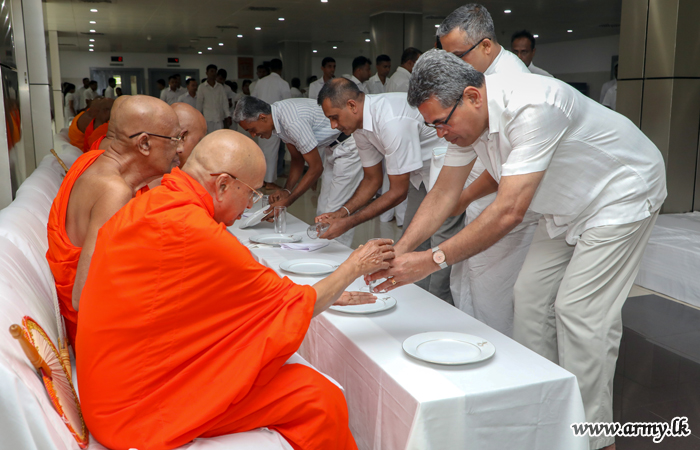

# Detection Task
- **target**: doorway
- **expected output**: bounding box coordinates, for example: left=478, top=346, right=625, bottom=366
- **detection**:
left=147, top=69, right=200, bottom=98
left=89, top=68, right=146, bottom=96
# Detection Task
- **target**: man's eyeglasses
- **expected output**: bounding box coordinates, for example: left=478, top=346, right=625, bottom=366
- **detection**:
left=455, top=37, right=487, bottom=59
left=210, top=172, right=264, bottom=204
left=129, top=131, right=185, bottom=145
left=425, top=98, right=461, bottom=130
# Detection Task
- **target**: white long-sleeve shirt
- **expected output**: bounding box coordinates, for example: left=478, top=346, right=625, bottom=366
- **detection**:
left=195, top=81, right=230, bottom=122
left=384, top=67, right=411, bottom=93
left=251, top=72, right=291, bottom=105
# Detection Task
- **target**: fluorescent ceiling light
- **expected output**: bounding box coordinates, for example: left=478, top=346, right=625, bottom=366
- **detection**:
left=321, top=0, right=328, bottom=3
left=313, top=49, right=317, bottom=53
left=218, top=42, right=224, bottom=46
left=89, top=44, right=94, bottom=47
left=89, top=21, right=96, bottom=24
left=365, top=38, right=370, bottom=42
left=278, top=17, right=284, bottom=21
left=198, top=51, right=202, bottom=54
left=332, top=46, right=337, bottom=49
left=504, top=9, right=511, bottom=13
left=89, top=49, right=94, bottom=51
left=90, top=9, right=97, bottom=12
left=237, top=34, right=243, bottom=38
left=89, top=38, right=95, bottom=42
left=255, top=27, right=261, bottom=30
left=567, top=29, right=573, bottom=33
left=533, top=34, right=539, bottom=38
left=207, top=47, right=212, bottom=50
left=89, top=29, right=96, bottom=33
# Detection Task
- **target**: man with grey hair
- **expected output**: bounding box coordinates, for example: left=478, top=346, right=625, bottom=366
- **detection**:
left=234, top=95, right=363, bottom=246
left=435, top=2, right=538, bottom=335
left=315, top=77, right=455, bottom=301
left=371, top=49, right=667, bottom=450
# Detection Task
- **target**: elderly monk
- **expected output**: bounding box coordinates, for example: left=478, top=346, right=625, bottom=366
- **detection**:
left=90, top=94, right=129, bottom=151
left=76, top=129, right=393, bottom=450
left=68, top=97, right=105, bottom=149
left=47, top=95, right=183, bottom=346
left=171, top=102, right=207, bottom=166
left=83, top=98, right=114, bottom=152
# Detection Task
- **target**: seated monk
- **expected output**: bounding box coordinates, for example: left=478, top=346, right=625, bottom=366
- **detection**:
left=82, top=97, right=114, bottom=152
left=76, top=129, right=394, bottom=450
left=171, top=102, right=207, bottom=167
left=47, top=95, right=184, bottom=346
left=91, top=95, right=129, bottom=151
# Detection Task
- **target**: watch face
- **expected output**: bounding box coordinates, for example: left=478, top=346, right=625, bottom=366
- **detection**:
left=433, top=251, right=446, bottom=264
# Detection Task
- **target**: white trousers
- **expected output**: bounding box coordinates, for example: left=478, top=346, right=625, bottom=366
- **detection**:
left=259, top=135, right=281, bottom=183
left=513, top=211, right=658, bottom=450
left=206, top=120, right=223, bottom=134
left=317, top=138, right=363, bottom=248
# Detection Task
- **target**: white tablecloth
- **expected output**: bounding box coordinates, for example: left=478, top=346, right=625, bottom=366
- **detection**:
left=229, top=204, right=587, bottom=450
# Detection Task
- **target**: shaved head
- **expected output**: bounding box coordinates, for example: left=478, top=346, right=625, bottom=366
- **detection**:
left=171, top=102, right=207, bottom=167
left=99, top=95, right=130, bottom=149
left=184, top=129, right=265, bottom=226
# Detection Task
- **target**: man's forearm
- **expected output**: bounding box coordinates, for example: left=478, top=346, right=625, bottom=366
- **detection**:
left=339, top=177, right=380, bottom=216
left=313, top=264, right=359, bottom=316
left=284, top=156, right=304, bottom=192
left=286, top=165, right=322, bottom=205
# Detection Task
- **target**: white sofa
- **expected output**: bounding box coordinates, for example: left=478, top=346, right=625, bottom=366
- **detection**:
left=0, top=132, right=295, bottom=450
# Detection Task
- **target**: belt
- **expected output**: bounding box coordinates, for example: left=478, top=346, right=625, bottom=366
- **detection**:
left=330, top=132, right=351, bottom=148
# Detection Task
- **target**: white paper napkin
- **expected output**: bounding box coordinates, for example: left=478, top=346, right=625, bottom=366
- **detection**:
left=279, top=242, right=330, bottom=252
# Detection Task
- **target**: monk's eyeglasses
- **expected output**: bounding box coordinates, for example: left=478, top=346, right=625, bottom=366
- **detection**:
left=210, top=172, right=264, bottom=204
left=129, top=131, right=185, bottom=145
left=454, top=37, right=488, bottom=60
left=425, top=98, right=461, bottom=130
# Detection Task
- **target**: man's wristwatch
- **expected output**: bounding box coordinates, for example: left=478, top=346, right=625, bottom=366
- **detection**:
left=432, top=246, right=448, bottom=269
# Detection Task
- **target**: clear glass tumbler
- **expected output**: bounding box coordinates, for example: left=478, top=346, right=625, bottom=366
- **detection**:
left=307, top=222, right=330, bottom=239
left=274, top=206, right=287, bottom=234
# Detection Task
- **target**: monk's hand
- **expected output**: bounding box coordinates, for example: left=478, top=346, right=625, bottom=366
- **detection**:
left=366, top=250, right=437, bottom=292
left=334, top=291, right=377, bottom=306
left=347, top=238, right=395, bottom=277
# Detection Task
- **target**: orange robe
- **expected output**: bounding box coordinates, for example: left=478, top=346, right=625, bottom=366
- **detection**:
left=89, top=134, right=106, bottom=151
left=68, top=111, right=86, bottom=149
left=85, top=122, right=108, bottom=152
left=76, top=168, right=356, bottom=450
left=46, top=150, right=105, bottom=346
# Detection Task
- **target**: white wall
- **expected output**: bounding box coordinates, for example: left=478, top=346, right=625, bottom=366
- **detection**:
left=59, top=51, right=277, bottom=90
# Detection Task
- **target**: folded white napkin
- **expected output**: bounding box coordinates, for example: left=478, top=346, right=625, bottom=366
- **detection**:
left=279, top=242, right=330, bottom=252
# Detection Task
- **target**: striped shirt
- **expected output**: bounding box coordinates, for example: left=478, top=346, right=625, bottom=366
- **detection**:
left=271, top=99, right=341, bottom=154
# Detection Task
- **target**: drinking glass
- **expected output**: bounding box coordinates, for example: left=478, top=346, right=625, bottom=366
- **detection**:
left=274, top=206, right=287, bottom=234
left=261, top=195, right=269, bottom=209
left=307, top=222, right=330, bottom=239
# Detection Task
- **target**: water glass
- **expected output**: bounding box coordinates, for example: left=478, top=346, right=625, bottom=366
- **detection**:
left=274, top=206, right=287, bottom=234
left=307, top=222, right=330, bottom=239
left=261, top=195, right=269, bottom=209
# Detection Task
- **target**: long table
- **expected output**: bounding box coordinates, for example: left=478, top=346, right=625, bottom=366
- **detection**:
left=229, top=204, right=587, bottom=450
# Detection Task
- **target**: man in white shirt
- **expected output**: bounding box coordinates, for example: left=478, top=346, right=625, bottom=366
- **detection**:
left=384, top=48, right=422, bottom=93
left=76, top=78, right=89, bottom=111
left=315, top=78, right=448, bottom=293
left=234, top=96, right=363, bottom=246
left=177, top=78, right=198, bottom=108
left=248, top=65, right=270, bottom=99
left=104, top=77, right=118, bottom=99
left=290, top=78, right=304, bottom=98
left=344, top=56, right=371, bottom=94
left=196, top=64, right=232, bottom=134
left=600, top=64, right=618, bottom=104
left=511, top=30, right=553, bottom=77
left=216, top=69, right=236, bottom=111
left=173, top=74, right=187, bottom=97
left=83, top=80, right=98, bottom=108
left=378, top=50, right=666, bottom=450
left=308, top=57, right=336, bottom=101
left=251, top=58, right=292, bottom=188
left=602, top=83, right=617, bottom=110
left=161, top=76, right=182, bottom=105
left=436, top=3, right=539, bottom=332
left=366, top=55, right=391, bottom=95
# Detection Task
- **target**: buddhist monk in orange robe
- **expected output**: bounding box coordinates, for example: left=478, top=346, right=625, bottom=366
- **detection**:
left=76, top=129, right=394, bottom=450
left=171, top=102, right=207, bottom=167
left=68, top=110, right=89, bottom=149
left=47, top=95, right=184, bottom=345
left=82, top=98, right=113, bottom=152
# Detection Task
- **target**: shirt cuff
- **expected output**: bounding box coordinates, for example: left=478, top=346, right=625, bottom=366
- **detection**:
left=444, top=144, right=477, bottom=167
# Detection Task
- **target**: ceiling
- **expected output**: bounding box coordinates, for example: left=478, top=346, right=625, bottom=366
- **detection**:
left=45, top=0, right=622, bottom=57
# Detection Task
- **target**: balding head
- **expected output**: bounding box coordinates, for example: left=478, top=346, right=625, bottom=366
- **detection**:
left=318, top=78, right=365, bottom=135
left=171, top=102, right=207, bottom=167
left=184, top=129, right=265, bottom=226
left=99, top=95, right=129, bottom=149
left=109, top=95, right=183, bottom=179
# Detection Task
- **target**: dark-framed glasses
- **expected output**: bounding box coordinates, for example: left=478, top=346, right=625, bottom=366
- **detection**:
left=210, top=172, right=264, bottom=204
left=128, top=131, right=185, bottom=145
left=425, top=98, right=461, bottom=130
left=455, top=37, right=487, bottom=59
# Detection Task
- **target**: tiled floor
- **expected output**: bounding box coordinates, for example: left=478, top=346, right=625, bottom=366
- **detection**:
left=273, top=170, right=700, bottom=449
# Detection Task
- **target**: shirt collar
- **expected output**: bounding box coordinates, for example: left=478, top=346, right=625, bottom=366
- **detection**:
left=161, top=167, right=216, bottom=218
left=361, top=94, right=374, bottom=132
left=484, top=76, right=504, bottom=136
left=484, top=46, right=502, bottom=76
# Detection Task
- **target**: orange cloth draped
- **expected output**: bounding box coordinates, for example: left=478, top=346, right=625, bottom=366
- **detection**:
left=89, top=134, right=106, bottom=151
left=68, top=111, right=86, bottom=149
left=46, top=150, right=105, bottom=346
left=81, top=119, right=95, bottom=153
left=76, top=168, right=356, bottom=450
left=85, top=122, right=108, bottom=152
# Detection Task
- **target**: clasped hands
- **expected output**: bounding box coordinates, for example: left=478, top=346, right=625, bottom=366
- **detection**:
left=262, top=189, right=291, bottom=221
left=363, top=245, right=440, bottom=294
left=314, top=210, right=351, bottom=240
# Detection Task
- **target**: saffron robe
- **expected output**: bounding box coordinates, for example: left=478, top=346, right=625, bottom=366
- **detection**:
left=85, top=122, right=108, bottom=152
left=46, top=150, right=105, bottom=346
left=68, top=110, right=87, bottom=149
left=89, top=134, right=106, bottom=151
left=76, top=168, right=356, bottom=450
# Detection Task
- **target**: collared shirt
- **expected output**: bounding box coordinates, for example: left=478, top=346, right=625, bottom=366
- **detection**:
left=221, top=83, right=236, bottom=109
left=251, top=72, right=291, bottom=105
left=600, top=79, right=617, bottom=103
left=384, top=66, right=411, bottom=93
left=353, top=93, right=444, bottom=189
left=528, top=62, right=554, bottom=77
left=308, top=78, right=326, bottom=101
left=104, top=86, right=117, bottom=99
left=177, top=92, right=197, bottom=108
left=271, top=99, right=341, bottom=154
left=196, top=81, right=230, bottom=122
left=366, top=73, right=386, bottom=94
left=444, top=73, right=667, bottom=244
left=484, top=47, right=529, bottom=76
left=344, top=75, right=369, bottom=94
left=290, top=87, right=303, bottom=98
left=75, top=86, right=87, bottom=110
left=176, top=86, right=187, bottom=96
left=83, top=88, right=97, bottom=104
left=161, top=87, right=182, bottom=105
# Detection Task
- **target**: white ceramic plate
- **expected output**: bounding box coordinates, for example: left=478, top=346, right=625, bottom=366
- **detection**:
left=329, top=295, right=397, bottom=314
left=240, top=208, right=269, bottom=229
left=402, top=332, right=495, bottom=365
left=249, top=234, right=302, bottom=245
left=279, top=258, right=340, bottom=276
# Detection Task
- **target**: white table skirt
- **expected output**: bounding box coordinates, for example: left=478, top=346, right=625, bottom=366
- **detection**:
left=229, top=204, right=587, bottom=450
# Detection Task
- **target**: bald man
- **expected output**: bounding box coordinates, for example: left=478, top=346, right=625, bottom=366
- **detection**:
left=171, top=102, right=207, bottom=166
left=83, top=97, right=114, bottom=152
left=68, top=97, right=109, bottom=149
left=47, top=95, right=184, bottom=345
left=76, top=129, right=394, bottom=450
left=92, top=94, right=129, bottom=150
